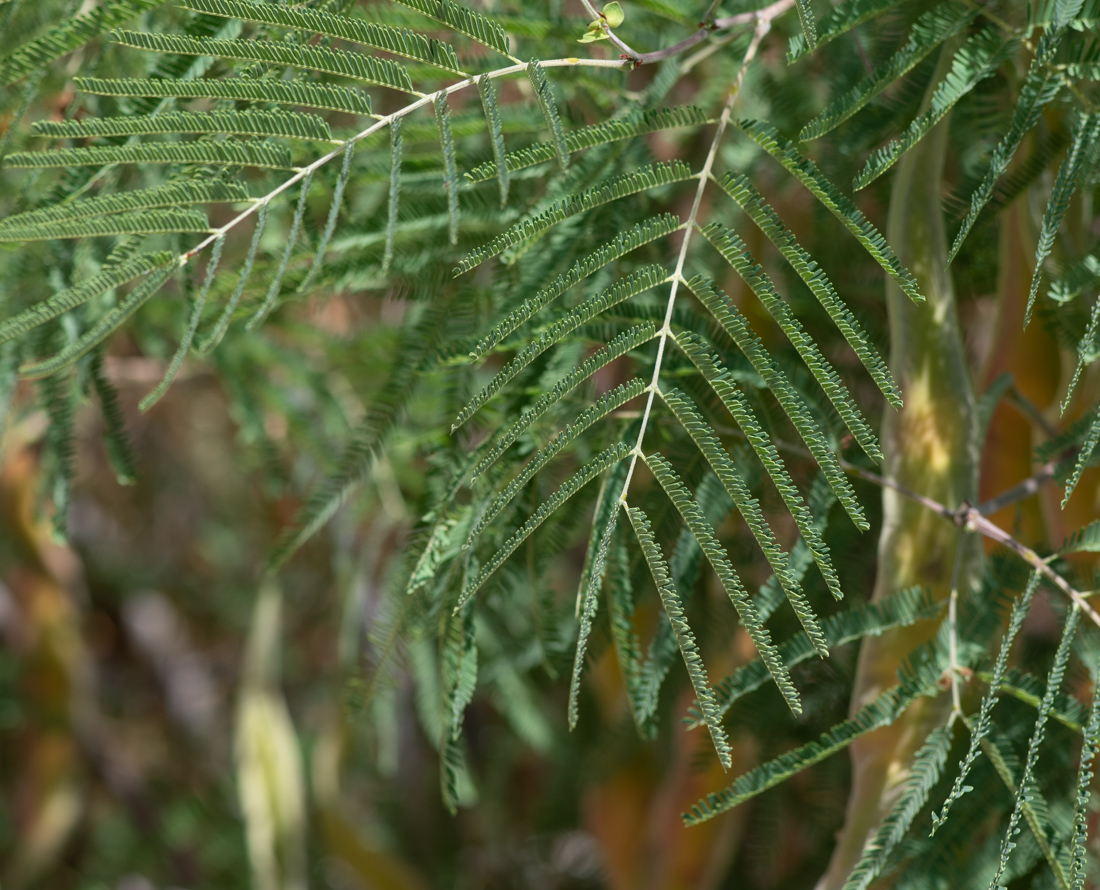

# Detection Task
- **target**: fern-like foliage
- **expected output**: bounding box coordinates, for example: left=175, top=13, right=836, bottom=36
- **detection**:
left=1, top=1, right=1099, bottom=885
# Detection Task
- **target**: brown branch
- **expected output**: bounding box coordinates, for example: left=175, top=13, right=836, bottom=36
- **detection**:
left=840, top=457, right=1100, bottom=630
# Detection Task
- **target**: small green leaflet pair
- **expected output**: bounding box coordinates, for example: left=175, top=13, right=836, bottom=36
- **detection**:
left=578, top=2, right=625, bottom=44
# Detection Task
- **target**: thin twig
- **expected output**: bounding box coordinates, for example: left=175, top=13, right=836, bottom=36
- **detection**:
left=961, top=506, right=1100, bottom=629
left=975, top=458, right=1060, bottom=516
left=847, top=459, right=1100, bottom=630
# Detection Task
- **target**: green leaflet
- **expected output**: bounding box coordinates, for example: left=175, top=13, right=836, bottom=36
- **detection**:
left=739, top=120, right=924, bottom=304
left=468, top=214, right=680, bottom=359
left=854, top=30, right=1020, bottom=189
left=109, top=31, right=418, bottom=94
left=467, top=323, right=658, bottom=476
left=457, top=443, right=632, bottom=609
left=141, top=236, right=226, bottom=412
left=701, top=221, right=882, bottom=463
left=0, top=209, right=209, bottom=241
left=527, top=61, right=569, bottom=172
left=0, top=252, right=175, bottom=345
left=198, top=202, right=268, bottom=354
left=794, top=0, right=817, bottom=52
left=948, top=30, right=1073, bottom=264
left=755, top=471, right=835, bottom=625
left=457, top=161, right=693, bottom=273
left=1029, top=113, right=1100, bottom=326
left=181, top=0, right=466, bottom=74
left=435, top=93, right=460, bottom=246
left=299, top=141, right=354, bottom=293
left=20, top=264, right=176, bottom=379
left=984, top=668, right=1089, bottom=733
left=685, top=275, right=867, bottom=530
left=465, top=380, right=646, bottom=546
left=624, top=505, right=733, bottom=770
left=1061, top=411, right=1100, bottom=507
left=693, top=586, right=938, bottom=725
left=643, top=452, right=800, bottom=715
left=981, top=735, right=1067, bottom=887
left=74, top=76, right=374, bottom=116
left=6, top=140, right=295, bottom=170
left=569, top=484, right=621, bottom=731
left=457, top=266, right=665, bottom=429
left=89, top=351, right=138, bottom=486
left=440, top=603, right=478, bottom=744
left=987, top=605, right=1080, bottom=890
left=477, top=74, right=509, bottom=206
left=1068, top=657, right=1100, bottom=889
left=1049, top=255, right=1100, bottom=305
left=465, top=106, right=709, bottom=184
left=659, top=387, right=830, bottom=656
left=34, top=109, right=333, bottom=142
left=37, top=333, right=76, bottom=537
left=383, top=119, right=402, bottom=272
left=393, top=0, right=513, bottom=60
left=674, top=332, right=843, bottom=601
left=932, top=572, right=1040, bottom=832
left=249, top=171, right=314, bottom=328
left=270, top=303, right=461, bottom=570
left=683, top=671, right=934, bottom=825
left=842, top=724, right=955, bottom=890
left=1063, top=520, right=1100, bottom=553
left=0, top=180, right=248, bottom=237
left=0, top=0, right=165, bottom=86
left=787, top=0, right=904, bottom=62
left=635, top=471, right=729, bottom=733
left=600, top=508, right=645, bottom=730
left=799, top=3, right=978, bottom=142
left=711, top=171, right=900, bottom=408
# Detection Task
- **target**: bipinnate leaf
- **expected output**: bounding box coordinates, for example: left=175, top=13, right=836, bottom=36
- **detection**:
left=798, top=4, right=977, bottom=142
left=987, top=605, right=1080, bottom=890
left=0, top=0, right=164, bottom=87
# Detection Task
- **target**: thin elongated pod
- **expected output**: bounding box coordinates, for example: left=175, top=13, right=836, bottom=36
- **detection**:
left=815, top=42, right=981, bottom=890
